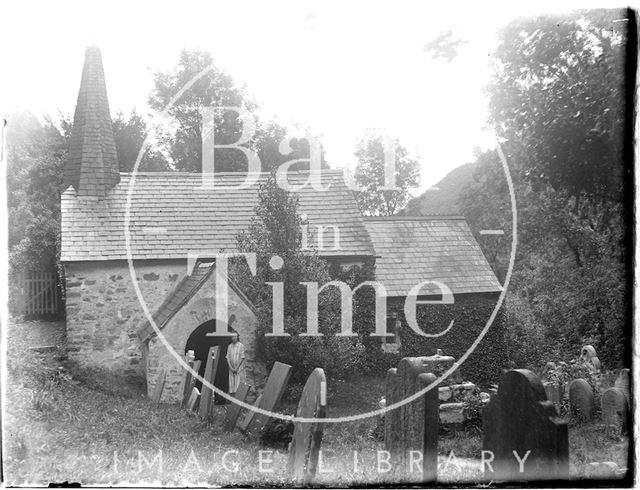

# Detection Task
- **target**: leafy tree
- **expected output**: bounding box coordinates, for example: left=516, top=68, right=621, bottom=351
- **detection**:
left=149, top=49, right=325, bottom=173
left=7, top=110, right=70, bottom=273
left=459, top=9, right=631, bottom=368
left=353, top=132, right=421, bottom=216
left=232, top=174, right=365, bottom=382
left=112, top=111, right=170, bottom=172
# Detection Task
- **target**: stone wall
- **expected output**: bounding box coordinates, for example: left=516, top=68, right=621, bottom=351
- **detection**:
left=65, top=260, right=187, bottom=378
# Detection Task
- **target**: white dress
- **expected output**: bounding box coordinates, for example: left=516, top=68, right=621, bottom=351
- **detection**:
left=226, top=342, right=246, bottom=393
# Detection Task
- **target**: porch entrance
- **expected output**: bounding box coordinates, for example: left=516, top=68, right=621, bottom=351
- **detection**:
left=184, top=319, right=235, bottom=404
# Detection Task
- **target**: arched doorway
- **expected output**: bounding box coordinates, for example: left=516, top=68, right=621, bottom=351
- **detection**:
left=184, top=319, right=235, bottom=404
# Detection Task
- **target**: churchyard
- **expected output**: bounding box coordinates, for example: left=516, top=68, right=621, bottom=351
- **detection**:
left=4, top=318, right=630, bottom=485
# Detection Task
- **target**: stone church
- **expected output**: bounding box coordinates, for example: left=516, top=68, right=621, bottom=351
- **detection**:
left=60, top=47, right=503, bottom=402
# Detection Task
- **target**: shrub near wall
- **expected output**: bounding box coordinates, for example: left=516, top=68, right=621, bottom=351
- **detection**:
left=389, top=293, right=507, bottom=387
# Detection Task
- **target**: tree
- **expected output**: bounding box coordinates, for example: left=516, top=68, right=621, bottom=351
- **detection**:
left=459, top=10, right=631, bottom=368
left=112, top=111, right=170, bottom=172
left=353, top=132, right=420, bottom=216
left=232, top=174, right=365, bottom=383
left=7, top=110, right=70, bottom=274
left=149, top=49, right=325, bottom=173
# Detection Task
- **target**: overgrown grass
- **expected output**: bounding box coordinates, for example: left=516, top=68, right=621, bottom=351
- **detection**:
left=3, top=319, right=631, bottom=485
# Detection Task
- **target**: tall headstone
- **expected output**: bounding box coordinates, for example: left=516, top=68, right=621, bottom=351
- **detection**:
left=483, top=369, right=568, bottom=481
left=287, top=368, right=327, bottom=484
left=199, top=346, right=220, bottom=418
left=384, top=357, right=439, bottom=483
left=601, top=387, right=629, bottom=433
left=182, top=360, right=202, bottom=407
left=568, top=378, right=594, bottom=422
left=239, top=362, right=292, bottom=433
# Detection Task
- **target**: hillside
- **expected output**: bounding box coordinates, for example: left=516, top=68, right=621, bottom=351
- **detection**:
left=402, top=162, right=476, bottom=216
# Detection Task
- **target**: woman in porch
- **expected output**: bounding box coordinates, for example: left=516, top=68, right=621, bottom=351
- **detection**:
left=226, top=332, right=246, bottom=397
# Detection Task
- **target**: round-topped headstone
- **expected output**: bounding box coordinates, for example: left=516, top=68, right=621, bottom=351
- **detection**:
left=601, top=387, right=628, bottom=432
left=568, top=378, right=594, bottom=422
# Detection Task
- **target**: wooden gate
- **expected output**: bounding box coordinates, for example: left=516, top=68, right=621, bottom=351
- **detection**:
left=15, top=271, right=62, bottom=317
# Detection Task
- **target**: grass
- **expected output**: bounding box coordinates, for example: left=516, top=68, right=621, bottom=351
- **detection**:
left=3, top=319, right=631, bottom=485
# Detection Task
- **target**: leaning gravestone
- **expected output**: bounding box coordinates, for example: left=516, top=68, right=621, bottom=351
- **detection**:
left=199, top=346, right=220, bottom=419
left=187, top=387, right=201, bottom=412
left=224, top=382, right=251, bottom=431
left=483, top=369, right=568, bottom=481
left=287, top=368, right=327, bottom=484
left=239, top=362, right=292, bottom=432
left=182, top=360, right=202, bottom=406
left=385, top=357, right=439, bottom=483
left=568, top=378, right=594, bottom=422
left=601, top=387, right=629, bottom=433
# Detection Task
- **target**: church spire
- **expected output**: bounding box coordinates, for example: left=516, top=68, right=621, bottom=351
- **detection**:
left=64, top=46, right=120, bottom=198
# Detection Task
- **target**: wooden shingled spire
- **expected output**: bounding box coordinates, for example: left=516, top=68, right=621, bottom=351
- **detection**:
left=63, top=46, right=119, bottom=198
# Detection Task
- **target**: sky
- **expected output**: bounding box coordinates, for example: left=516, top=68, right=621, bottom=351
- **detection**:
left=0, top=0, right=619, bottom=193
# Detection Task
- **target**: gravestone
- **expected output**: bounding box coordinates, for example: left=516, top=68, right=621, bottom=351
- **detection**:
left=224, top=382, right=251, bottom=431
left=187, top=387, right=201, bottom=412
left=247, top=361, right=292, bottom=432
left=287, top=368, right=327, bottom=483
left=601, top=387, right=628, bottom=433
left=151, top=369, right=166, bottom=404
left=543, top=382, right=563, bottom=414
left=385, top=357, right=439, bottom=483
left=614, top=369, right=630, bottom=403
left=199, top=346, right=220, bottom=419
left=579, top=345, right=601, bottom=373
left=182, top=360, right=202, bottom=406
left=483, top=369, right=568, bottom=481
left=568, top=378, right=594, bottom=422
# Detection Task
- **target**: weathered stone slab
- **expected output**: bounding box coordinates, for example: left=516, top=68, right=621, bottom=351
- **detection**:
left=384, top=357, right=438, bottom=483
left=568, top=378, right=594, bottom=422
left=247, top=361, right=292, bottom=432
left=182, top=360, right=202, bottom=407
left=601, top=387, right=628, bottom=433
left=224, top=382, right=251, bottom=431
left=483, top=369, right=568, bottom=482
left=187, top=387, right=200, bottom=412
left=287, top=368, right=327, bottom=483
left=199, top=346, right=220, bottom=419
left=440, top=402, right=465, bottom=425
left=151, top=368, right=166, bottom=404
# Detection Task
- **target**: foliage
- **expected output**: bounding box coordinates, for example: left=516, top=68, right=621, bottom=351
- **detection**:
left=232, top=174, right=365, bottom=383
left=353, top=132, right=420, bottom=216
left=459, top=10, right=630, bottom=370
left=112, top=110, right=170, bottom=172
left=148, top=49, right=326, bottom=173
left=6, top=111, right=69, bottom=275
left=390, top=294, right=507, bottom=387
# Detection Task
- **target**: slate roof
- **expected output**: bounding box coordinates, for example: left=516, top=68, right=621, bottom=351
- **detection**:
left=63, top=47, right=120, bottom=198
left=136, top=260, right=257, bottom=343
left=136, top=261, right=215, bottom=343
left=61, top=170, right=375, bottom=261
left=364, top=217, right=502, bottom=296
